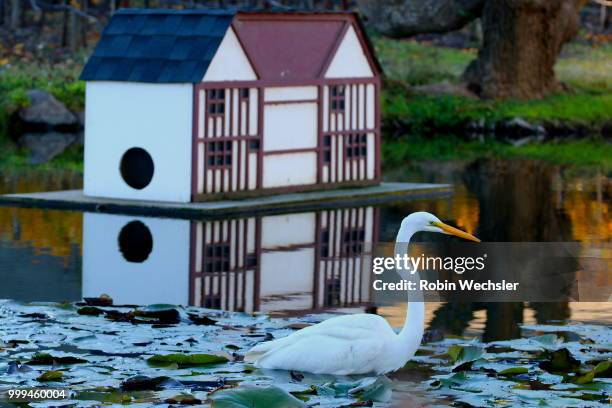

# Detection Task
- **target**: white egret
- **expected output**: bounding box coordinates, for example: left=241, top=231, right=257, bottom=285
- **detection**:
left=245, top=212, right=480, bottom=375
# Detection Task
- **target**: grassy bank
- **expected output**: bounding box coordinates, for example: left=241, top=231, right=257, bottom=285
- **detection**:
left=382, top=136, right=612, bottom=169
left=1, top=38, right=610, bottom=171
left=0, top=59, right=85, bottom=126
left=376, top=39, right=612, bottom=133
left=0, top=59, right=85, bottom=171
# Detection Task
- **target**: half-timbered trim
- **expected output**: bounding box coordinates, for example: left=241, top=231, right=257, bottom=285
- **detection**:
left=187, top=207, right=378, bottom=314
left=192, top=78, right=380, bottom=201
left=263, top=147, right=319, bottom=156
left=189, top=217, right=261, bottom=312
left=320, top=78, right=379, bottom=185
left=313, top=206, right=377, bottom=309
left=192, top=82, right=262, bottom=199
left=263, top=98, right=319, bottom=106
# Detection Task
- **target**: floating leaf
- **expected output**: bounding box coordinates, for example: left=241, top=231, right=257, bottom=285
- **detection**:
left=77, top=306, right=104, bottom=316
left=188, top=313, right=218, bottom=325
left=74, top=389, right=154, bottom=404
left=209, top=385, right=306, bottom=408
left=121, top=375, right=170, bottom=391
left=539, top=348, right=580, bottom=372
left=37, top=370, right=63, bottom=382
left=572, top=359, right=612, bottom=384
left=83, top=294, right=113, bottom=306
left=147, top=353, right=228, bottom=367
left=447, top=345, right=484, bottom=364
left=531, top=334, right=560, bottom=347
left=499, top=367, right=529, bottom=376
left=593, top=359, right=612, bottom=376
left=355, top=376, right=393, bottom=403
left=27, top=353, right=87, bottom=365
left=573, top=371, right=595, bottom=385
left=133, top=307, right=180, bottom=324
left=290, top=386, right=317, bottom=402
left=431, top=372, right=470, bottom=390
left=165, top=394, right=202, bottom=405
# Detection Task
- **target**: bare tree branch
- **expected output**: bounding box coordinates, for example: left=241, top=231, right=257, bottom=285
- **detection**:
left=356, top=0, right=485, bottom=38
left=28, top=0, right=41, bottom=14
left=34, top=0, right=101, bottom=26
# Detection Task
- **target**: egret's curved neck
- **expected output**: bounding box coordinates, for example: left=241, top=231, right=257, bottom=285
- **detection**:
left=394, top=223, right=425, bottom=360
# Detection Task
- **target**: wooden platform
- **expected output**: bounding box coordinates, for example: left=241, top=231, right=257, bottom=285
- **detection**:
left=0, top=183, right=451, bottom=219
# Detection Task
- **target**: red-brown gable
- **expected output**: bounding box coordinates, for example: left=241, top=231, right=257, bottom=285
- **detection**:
left=233, top=13, right=378, bottom=82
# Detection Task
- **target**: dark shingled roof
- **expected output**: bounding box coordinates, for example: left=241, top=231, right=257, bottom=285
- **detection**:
left=80, top=8, right=235, bottom=83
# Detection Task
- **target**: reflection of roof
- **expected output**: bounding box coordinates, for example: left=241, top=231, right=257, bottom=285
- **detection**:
left=80, top=8, right=381, bottom=84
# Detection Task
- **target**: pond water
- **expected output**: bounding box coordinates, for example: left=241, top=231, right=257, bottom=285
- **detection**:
left=0, top=160, right=609, bottom=339
left=0, top=159, right=610, bottom=406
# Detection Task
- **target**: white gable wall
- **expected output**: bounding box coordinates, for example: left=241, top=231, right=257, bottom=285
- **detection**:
left=262, top=98, right=318, bottom=188
left=325, top=25, right=374, bottom=78
left=202, top=27, right=257, bottom=82
left=84, top=81, right=193, bottom=202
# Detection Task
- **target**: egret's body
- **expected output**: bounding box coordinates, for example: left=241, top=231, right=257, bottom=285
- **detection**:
left=245, top=212, right=479, bottom=375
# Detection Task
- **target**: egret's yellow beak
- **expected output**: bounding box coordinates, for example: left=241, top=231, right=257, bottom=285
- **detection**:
left=432, top=221, right=480, bottom=242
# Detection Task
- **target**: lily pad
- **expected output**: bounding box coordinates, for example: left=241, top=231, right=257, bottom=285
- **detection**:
left=209, top=385, right=306, bottom=408
left=121, top=375, right=170, bottom=391
left=147, top=353, right=228, bottom=367
left=37, top=370, right=63, bottom=382
left=83, top=294, right=114, bottom=306
left=539, top=348, right=580, bottom=372
left=27, top=352, right=87, bottom=365
left=188, top=313, right=218, bottom=326
left=499, top=367, right=529, bottom=376
left=166, top=393, right=203, bottom=404
left=77, top=306, right=105, bottom=316
left=572, top=359, right=612, bottom=384
left=447, top=345, right=484, bottom=364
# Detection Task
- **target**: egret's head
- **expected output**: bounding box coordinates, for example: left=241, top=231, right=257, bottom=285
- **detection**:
left=401, top=212, right=480, bottom=242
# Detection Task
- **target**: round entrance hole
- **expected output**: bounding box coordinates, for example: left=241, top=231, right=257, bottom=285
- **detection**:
left=120, top=147, right=154, bottom=190
left=118, top=220, right=153, bottom=263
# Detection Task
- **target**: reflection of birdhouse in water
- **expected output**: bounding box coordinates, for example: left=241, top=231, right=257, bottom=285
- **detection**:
left=80, top=9, right=382, bottom=203
left=83, top=207, right=378, bottom=314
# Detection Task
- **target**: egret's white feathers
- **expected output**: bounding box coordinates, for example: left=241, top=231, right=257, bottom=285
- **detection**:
left=245, top=314, right=395, bottom=375
left=244, top=212, right=474, bottom=375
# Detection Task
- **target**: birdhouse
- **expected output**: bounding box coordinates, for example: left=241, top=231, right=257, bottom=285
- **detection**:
left=80, top=9, right=382, bottom=202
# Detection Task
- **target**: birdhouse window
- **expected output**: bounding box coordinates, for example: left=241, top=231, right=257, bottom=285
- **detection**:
left=249, top=139, right=260, bottom=151
left=239, top=88, right=250, bottom=100
left=330, top=85, right=346, bottom=113
left=246, top=253, right=257, bottom=268
left=341, top=227, right=365, bottom=256
left=207, top=141, right=232, bottom=168
left=345, top=133, right=367, bottom=160
left=322, top=135, right=332, bottom=163
left=324, top=277, right=341, bottom=307
left=320, top=228, right=330, bottom=258
left=204, top=296, right=222, bottom=309
left=208, top=89, right=225, bottom=116
left=204, top=243, right=231, bottom=273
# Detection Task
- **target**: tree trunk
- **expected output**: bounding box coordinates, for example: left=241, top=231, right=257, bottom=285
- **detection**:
left=61, top=0, right=68, bottom=47
left=358, top=0, right=586, bottom=100
left=463, top=0, right=586, bottom=99
left=9, top=0, right=19, bottom=29
left=80, top=0, right=88, bottom=48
